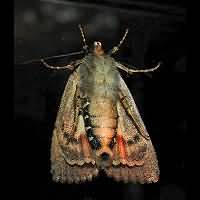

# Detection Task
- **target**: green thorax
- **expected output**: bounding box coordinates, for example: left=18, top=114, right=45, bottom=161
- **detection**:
left=78, top=54, right=119, bottom=99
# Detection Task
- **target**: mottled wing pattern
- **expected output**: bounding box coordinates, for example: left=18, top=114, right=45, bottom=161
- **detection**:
left=105, top=75, right=159, bottom=183
left=51, top=71, right=98, bottom=183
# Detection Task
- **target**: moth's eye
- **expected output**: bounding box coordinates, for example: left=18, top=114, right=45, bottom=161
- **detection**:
left=94, top=41, right=102, bottom=46
left=97, top=42, right=101, bottom=46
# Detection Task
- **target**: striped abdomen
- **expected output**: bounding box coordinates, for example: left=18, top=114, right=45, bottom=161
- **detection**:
left=83, top=97, right=117, bottom=168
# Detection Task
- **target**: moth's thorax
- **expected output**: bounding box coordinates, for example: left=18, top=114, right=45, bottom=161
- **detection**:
left=79, top=54, right=119, bottom=100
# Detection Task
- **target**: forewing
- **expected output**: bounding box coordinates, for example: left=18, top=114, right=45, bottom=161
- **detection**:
left=51, top=71, right=98, bottom=184
left=105, top=75, right=159, bottom=183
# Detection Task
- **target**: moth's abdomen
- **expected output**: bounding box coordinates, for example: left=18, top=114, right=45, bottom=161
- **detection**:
left=87, top=98, right=118, bottom=168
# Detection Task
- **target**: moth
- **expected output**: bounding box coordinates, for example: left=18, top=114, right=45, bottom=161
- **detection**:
left=37, top=25, right=160, bottom=184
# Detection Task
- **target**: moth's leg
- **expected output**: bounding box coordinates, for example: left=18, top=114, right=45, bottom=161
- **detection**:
left=116, top=62, right=161, bottom=74
left=41, top=59, right=82, bottom=70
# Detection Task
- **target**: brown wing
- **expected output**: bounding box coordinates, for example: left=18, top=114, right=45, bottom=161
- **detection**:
left=50, top=71, right=98, bottom=184
left=105, top=75, right=159, bottom=183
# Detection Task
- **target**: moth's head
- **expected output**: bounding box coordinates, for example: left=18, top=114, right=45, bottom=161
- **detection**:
left=79, top=25, right=129, bottom=56
left=93, top=41, right=104, bottom=56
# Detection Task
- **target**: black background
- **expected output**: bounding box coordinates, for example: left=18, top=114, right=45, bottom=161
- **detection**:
left=14, top=0, right=186, bottom=199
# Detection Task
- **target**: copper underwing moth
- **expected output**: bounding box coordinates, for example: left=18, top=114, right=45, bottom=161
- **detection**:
left=39, top=25, right=160, bottom=184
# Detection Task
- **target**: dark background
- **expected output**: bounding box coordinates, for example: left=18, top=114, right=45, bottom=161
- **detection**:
left=14, top=0, right=186, bottom=199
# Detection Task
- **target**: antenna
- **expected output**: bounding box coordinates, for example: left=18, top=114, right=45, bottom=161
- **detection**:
left=110, top=28, right=129, bottom=55
left=78, top=24, right=88, bottom=52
